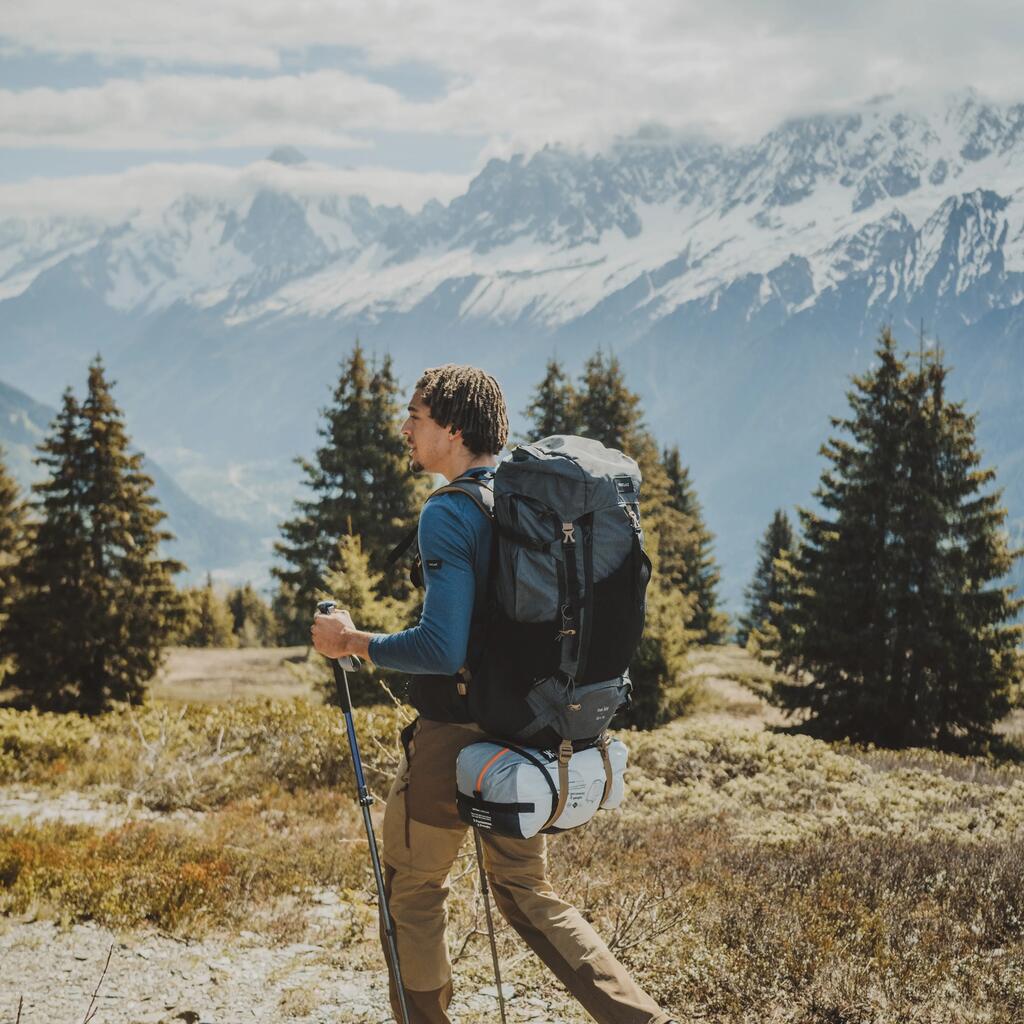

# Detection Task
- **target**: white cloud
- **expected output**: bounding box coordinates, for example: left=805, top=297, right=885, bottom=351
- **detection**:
left=0, top=71, right=413, bottom=149
left=0, top=160, right=472, bottom=217
left=2, top=1, right=1024, bottom=156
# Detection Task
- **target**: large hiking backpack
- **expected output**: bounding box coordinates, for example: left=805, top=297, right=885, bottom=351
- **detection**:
left=391, top=434, right=653, bottom=754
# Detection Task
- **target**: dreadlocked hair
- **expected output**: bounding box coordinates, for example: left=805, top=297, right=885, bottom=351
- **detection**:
left=415, top=364, right=509, bottom=455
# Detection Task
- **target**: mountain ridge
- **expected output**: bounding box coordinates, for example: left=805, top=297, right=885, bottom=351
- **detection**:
left=1, top=88, right=1022, bottom=609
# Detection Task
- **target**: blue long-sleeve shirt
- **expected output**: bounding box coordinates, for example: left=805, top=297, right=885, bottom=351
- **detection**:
left=368, top=466, right=496, bottom=675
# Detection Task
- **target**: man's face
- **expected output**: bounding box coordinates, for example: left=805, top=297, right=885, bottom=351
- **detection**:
left=400, top=390, right=461, bottom=474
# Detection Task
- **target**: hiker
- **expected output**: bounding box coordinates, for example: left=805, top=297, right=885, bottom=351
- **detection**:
left=312, top=363, right=676, bottom=1024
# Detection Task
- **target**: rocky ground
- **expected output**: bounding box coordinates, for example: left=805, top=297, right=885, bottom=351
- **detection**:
left=0, top=802, right=581, bottom=1023
left=1, top=917, right=560, bottom=1024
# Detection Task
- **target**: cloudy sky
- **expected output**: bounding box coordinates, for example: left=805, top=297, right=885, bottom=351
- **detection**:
left=2, top=1, right=1022, bottom=209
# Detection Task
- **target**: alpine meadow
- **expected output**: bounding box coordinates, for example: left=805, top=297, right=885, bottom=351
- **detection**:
left=1, top=21, right=1024, bottom=1023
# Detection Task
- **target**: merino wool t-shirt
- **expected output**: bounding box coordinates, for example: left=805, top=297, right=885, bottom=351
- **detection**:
left=368, top=466, right=495, bottom=676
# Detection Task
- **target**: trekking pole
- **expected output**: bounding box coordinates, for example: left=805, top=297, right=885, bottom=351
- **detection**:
left=317, top=601, right=411, bottom=1024
left=472, top=827, right=508, bottom=1024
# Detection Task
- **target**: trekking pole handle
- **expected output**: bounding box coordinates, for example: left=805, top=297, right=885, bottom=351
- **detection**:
left=315, top=600, right=362, bottom=672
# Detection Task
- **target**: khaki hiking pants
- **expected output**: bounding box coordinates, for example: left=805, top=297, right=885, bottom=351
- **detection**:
left=380, top=717, right=672, bottom=1024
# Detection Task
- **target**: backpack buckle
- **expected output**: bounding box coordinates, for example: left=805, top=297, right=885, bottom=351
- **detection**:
left=561, top=522, right=575, bottom=545
left=556, top=602, right=576, bottom=639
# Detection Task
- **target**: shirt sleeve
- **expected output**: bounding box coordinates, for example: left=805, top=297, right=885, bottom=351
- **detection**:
left=367, top=496, right=477, bottom=675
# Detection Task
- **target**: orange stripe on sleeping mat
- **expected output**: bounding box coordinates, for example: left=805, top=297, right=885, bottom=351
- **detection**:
left=475, top=746, right=510, bottom=794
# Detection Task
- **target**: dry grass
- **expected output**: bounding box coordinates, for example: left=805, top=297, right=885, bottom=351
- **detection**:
left=548, top=819, right=1024, bottom=1023
left=0, top=788, right=372, bottom=936
left=0, top=699, right=407, bottom=810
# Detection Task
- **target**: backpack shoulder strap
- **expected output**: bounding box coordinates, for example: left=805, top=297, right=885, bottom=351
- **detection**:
left=427, top=472, right=495, bottom=524
left=384, top=524, right=419, bottom=568
left=383, top=472, right=495, bottom=569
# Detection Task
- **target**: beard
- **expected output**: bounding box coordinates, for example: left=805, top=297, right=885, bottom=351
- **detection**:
left=409, top=452, right=425, bottom=474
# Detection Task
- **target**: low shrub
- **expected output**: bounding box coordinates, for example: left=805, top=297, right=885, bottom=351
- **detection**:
left=546, top=818, right=1024, bottom=1023
left=0, top=699, right=408, bottom=810
left=0, top=709, right=96, bottom=783
left=0, top=789, right=373, bottom=934
left=626, top=719, right=1024, bottom=844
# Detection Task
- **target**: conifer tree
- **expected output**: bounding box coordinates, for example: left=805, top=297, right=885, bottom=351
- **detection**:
left=0, top=447, right=27, bottom=684
left=227, top=583, right=280, bottom=647
left=272, top=581, right=308, bottom=647
left=180, top=574, right=237, bottom=647
left=616, top=522, right=694, bottom=729
left=4, top=363, right=185, bottom=712
left=632, top=431, right=701, bottom=662
left=662, top=446, right=729, bottom=643
left=738, top=509, right=796, bottom=647
left=773, top=330, right=1024, bottom=749
left=274, top=342, right=424, bottom=615
left=522, top=358, right=579, bottom=439
left=0, top=448, right=25, bottom=599
left=747, top=549, right=801, bottom=674
left=575, top=349, right=645, bottom=452
left=366, top=352, right=429, bottom=601
left=3, top=393, right=89, bottom=707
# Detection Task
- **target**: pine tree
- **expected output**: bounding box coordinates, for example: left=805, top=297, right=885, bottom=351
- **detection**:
left=746, top=549, right=801, bottom=674
left=227, top=583, right=280, bottom=647
left=2, top=392, right=89, bottom=708
left=0, top=447, right=27, bottom=685
left=773, top=330, right=1024, bottom=749
left=274, top=342, right=424, bottom=615
left=739, top=509, right=796, bottom=647
left=4, top=363, right=185, bottom=713
left=522, top=358, right=579, bottom=439
left=180, top=574, right=238, bottom=647
left=272, top=580, right=308, bottom=647
left=366, top=352, right=429, bottom=601
left=662, top=446, right=729, bottom=643
left=575, top=349, right=645, bottom=452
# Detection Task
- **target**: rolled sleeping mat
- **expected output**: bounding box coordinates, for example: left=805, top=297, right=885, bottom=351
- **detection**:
left=456, top=738, right=628, bottom=840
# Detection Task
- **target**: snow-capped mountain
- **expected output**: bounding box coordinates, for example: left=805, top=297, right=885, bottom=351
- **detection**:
left=1, top=88, right=1022, bottom=609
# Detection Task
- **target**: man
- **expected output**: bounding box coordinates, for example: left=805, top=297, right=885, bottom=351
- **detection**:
left=312, top=364, right=675, bottom=1024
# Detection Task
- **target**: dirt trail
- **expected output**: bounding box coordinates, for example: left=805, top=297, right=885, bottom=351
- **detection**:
left=2, top=920, right=386, bottom=1023
left=1, top=917, right=583, bottom=1023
